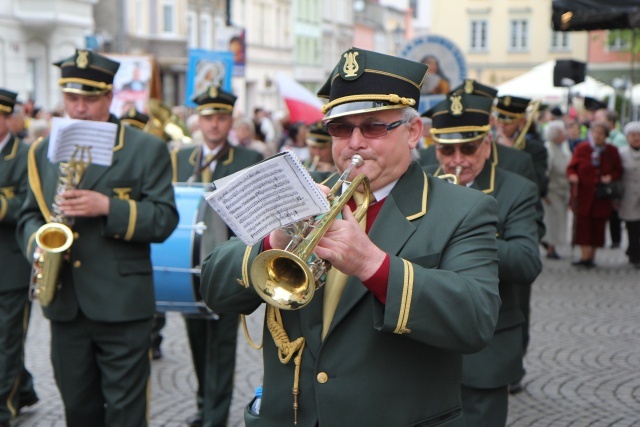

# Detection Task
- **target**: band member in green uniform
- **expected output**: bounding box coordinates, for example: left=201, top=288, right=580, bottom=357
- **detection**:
left=200, top=48, right=501, bottom=427
left=0, top=89, right=39, bottom=427
left=303, top=121, right=335, bottom=172
left=424, top=93, right=542, bottom=426
left=16, top=50, right=179, bottom=427
left=171, top=85, right=263, bottom=427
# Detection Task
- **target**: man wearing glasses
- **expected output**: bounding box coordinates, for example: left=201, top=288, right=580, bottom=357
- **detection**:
left=200, top=48, right=502, bottom=426
left=424, top=94, right=542, bottom=426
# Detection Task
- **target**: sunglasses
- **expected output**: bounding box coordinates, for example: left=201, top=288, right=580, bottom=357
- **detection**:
left=435, top=141, right=483, bottom=156
left=325, top=119, right=409, bottom=138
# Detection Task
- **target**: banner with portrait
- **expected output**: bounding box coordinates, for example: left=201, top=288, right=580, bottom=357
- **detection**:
left=399, top=35, right=467, bottom=113
left=185, top=49, right=234, bottom=108
left=106, top=54, right=154, bottom=117
left=214, top=26, right=246, bottom=78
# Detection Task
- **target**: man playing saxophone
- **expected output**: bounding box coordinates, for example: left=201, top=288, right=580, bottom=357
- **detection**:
left=16, top=50, right=179, bottom=427
left=200, top=48, right=501, bottom=426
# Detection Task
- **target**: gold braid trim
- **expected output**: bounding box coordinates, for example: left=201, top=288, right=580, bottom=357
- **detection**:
left=267, top=305, right=305, bottom=425
left=0, top=105, right=11, bottom=113
left=240, top=245, right=263, bottom=350
left=321, top=93, right=416, bottom=114
left=430, top=125, right=491, bottom=135
left=0, top=195, right=6, bottom=221
left=27, top=137, right=51, bottom=221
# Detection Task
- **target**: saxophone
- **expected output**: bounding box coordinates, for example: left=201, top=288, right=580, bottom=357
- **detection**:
left=29, top=146, right=90, bottom=306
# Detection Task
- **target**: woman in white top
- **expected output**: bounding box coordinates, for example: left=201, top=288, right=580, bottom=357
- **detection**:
left=543, top=120, right=572, bottom=259
left=618, top=121, right=640, bottom=268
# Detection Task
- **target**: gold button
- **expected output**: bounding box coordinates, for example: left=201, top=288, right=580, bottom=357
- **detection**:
left=73, top=232, right=80, bottom=239
left=317, top=372, right=328, bottom=383
left=114, top=234, right=120, bottom=239
left=73, top=260, right=82, bottom=268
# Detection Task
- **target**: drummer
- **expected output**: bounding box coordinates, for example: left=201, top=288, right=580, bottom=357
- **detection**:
left=170, top=84, right=263, bottom=427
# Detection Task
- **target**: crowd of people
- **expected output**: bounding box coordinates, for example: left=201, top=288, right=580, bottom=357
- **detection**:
left=0, top=45, right=638, bottom=427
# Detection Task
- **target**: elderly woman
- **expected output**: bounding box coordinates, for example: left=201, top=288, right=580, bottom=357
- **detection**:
left=619, top=122, right=640, bottom=268
left=543, top=120, right=572, bottom=259
left=567, top=121, right=623, bottom=267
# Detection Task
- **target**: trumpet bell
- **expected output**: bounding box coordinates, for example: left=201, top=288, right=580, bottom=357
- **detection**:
left=250, top=249, right=315, bottom=310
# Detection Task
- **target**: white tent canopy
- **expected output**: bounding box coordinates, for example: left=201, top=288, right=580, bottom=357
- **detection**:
left=496, top=61, right=615, bottom=108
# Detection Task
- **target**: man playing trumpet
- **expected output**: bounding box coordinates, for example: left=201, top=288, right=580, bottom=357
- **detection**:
left=424, top=94, right=542, bottom=426
left=201, top=48, right=502, bottom=426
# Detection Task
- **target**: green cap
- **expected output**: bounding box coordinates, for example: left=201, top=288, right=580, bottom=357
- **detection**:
left=0, top=89, right=18, bottom=114
left=449, top=79, right=498, bottom=100
left=191, top=85, right=237, bottom=115
left=494, top=95, right=530, bottom=122
left=306, top=121, right=331, bottom=147
left=317, top=47, right=429, bottom=119
left=54, top=49, right=120, bottom=95
left=119, top=106, right=149, bottom=129
left=423, top=93, right=493, bottom=144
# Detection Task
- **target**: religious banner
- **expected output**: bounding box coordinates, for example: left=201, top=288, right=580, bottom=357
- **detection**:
left=186, top=49, right=234, bottom=108
left=399, top=35, right=467, bottom=113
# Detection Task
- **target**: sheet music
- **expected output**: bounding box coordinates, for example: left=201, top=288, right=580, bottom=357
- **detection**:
left=47, top=117, right=117, bottom=166
left=205, top=151, right=330, bottom=246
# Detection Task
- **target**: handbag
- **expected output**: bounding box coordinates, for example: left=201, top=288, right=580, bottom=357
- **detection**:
left=595, top=181, right=622, bottom=200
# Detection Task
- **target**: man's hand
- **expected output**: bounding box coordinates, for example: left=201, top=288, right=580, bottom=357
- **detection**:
left=58, top=189, right=110, bottom=217
left=568, top=174, right=579, bottom=184
left=314, top=205, right=386, bottom=282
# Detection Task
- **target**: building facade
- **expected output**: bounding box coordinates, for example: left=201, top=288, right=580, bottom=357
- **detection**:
left=429, top=0, right=588, bottom=87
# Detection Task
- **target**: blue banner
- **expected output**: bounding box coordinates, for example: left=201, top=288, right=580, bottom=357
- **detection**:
left=186, top=49, right=234, bottom=107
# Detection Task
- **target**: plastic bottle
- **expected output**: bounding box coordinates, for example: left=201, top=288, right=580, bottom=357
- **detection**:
left=249, top=386, right=262, bottom=415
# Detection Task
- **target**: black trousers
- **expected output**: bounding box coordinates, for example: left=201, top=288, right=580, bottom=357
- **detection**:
left=626, top=220, right=640, bottom=263
left=609, top=208, right=622, bottom=245
left=0, top=289, right=36, bottom=422
left=50, top=312, right=152, bottom=427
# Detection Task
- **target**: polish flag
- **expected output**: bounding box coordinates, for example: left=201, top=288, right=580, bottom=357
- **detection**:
left=274, top=72, right=325, bottom=124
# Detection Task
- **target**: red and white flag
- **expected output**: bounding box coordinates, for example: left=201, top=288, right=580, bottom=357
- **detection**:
left=274, top=72, right=325, bottom=124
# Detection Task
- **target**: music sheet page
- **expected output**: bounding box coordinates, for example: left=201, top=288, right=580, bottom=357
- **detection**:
left=205, top=151, right=330, bottom=246
left=47, top=117, right=117, bottom=166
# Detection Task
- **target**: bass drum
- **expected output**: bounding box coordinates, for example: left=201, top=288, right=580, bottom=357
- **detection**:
left=151, top=184, right=227, bottom=317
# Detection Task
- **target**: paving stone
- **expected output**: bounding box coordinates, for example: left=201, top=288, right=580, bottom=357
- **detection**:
left=12, top=242, right=640, bottom=426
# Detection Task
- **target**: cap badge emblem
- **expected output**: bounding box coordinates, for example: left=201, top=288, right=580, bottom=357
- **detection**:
left=450, top=95, right=463, bottom=116
left=342, top=51, right=361, bottom=79
left=504, top=96, right=511, bottom=107
left=76, top=50, right=89, bottom=69
left=208, top=86, right=218, bottom=98
left=464, top=80, right=474, bottom=94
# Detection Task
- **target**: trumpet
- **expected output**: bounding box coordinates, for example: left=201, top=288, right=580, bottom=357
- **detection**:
left=250, top=155, right=369, bottom=310
left=439, top=166, right=463, bottom=185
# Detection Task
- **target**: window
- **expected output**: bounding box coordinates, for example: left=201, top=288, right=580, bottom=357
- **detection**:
left=187, top=12, right=197, bottom=47
left=200, top=15, right=212, bottom=49
left=550, top=31, right=570, bottom=51
left=470, top=19, right=488, bottom=51
left=162, top=0, right=174, bottom=33
left=608, top=32, right=630, bottom=51
left=26, top=59, right=37, bottom=102
left=509, top=19, right=529, bottom=51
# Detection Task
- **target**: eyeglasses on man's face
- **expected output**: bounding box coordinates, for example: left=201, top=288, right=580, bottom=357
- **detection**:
left=324, top=119, right=409, bottom=138
left=435, top=140, right=483, bottom=156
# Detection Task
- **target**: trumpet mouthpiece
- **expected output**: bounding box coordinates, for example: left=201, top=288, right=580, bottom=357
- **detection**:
left=351, top=154, right=364, bottom=167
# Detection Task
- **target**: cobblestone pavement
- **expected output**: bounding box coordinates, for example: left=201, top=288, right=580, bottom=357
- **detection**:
left=12, top=244, right=640, bottom=426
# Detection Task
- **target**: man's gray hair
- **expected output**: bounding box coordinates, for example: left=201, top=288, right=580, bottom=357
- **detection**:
left=623, top=121, right=640, bottom=136
left=545, top=120, right=566, bottom=141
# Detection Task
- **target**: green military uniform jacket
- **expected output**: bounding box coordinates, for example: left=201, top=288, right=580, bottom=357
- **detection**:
left=0, top=135, right=30, bottom=291
left=521, top=134, right=548, bottom=197
left=17, top=116, right=179, bottom=322
left=201, top=162, right=501, bottom=427
left=428, top=162, right=542, bottom=388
